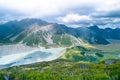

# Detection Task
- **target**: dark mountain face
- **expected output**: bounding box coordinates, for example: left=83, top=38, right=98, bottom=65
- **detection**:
left=76, top=27, right=109, bottom=44
left=89, top=25, right=120, bottom=40
left=0, top=18, right=110, bottom=46
left=0, top=19, right=50, bottom=43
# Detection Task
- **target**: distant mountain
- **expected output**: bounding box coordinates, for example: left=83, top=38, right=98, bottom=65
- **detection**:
left=89, top=25, right=120, bottom=40
left=76, top=27, right=109, bottom=44
left=0, top=18, right=109, bottom=47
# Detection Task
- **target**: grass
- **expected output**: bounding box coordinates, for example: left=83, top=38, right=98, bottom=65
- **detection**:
left=60, top=40, right=120, bottom=62
left=0, top=59, right=120, bottom=80
left=93, top=39, right=120, bottom=52
left=52, top=34, right=72, bottom=46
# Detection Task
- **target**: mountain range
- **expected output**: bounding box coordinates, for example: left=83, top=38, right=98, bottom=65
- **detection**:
left=1, top=18, right=119, bottom=47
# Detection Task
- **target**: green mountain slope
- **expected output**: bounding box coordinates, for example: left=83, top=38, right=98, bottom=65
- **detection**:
left=0, top=18, right=109, bottom=47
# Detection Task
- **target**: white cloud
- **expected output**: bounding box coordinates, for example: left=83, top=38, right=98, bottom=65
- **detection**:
left=0, top=0, right=119, bottom=18
left=57, top=13, right=91, bottom=23
left=0, top=0, right=85, bottom=17
left=95, top=0, right=120, bottom=12
left=0, top=0, right=120, bottom=28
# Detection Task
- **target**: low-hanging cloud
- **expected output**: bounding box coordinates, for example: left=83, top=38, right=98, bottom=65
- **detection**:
left=57, top=13, right=92, bottom=23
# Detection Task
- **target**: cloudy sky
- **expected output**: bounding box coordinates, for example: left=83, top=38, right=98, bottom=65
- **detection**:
left=0, top=0, right=120, bottom=28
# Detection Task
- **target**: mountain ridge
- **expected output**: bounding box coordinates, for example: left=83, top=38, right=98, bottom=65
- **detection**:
left=89, top=25, right=120, bottom=40
left=1, top=18, right=118, bottom=47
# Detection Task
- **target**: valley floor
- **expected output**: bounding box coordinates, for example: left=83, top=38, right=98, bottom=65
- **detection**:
left=0, top=40, right=120, bottom=80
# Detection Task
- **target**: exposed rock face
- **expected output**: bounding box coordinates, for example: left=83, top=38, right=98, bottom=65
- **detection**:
left=0, top=18, right=110, bottom=47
